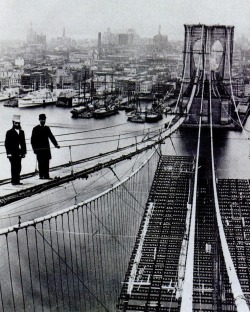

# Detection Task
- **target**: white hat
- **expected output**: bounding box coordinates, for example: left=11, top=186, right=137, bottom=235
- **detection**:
left=13, top=115, right=21, bottom=122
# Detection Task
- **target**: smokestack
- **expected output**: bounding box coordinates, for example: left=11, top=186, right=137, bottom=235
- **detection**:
left=98, top=32, right=102, bottom=59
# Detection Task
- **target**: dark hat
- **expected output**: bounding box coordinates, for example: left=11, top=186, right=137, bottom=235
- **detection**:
left=39, top=114, right=46, bottom=120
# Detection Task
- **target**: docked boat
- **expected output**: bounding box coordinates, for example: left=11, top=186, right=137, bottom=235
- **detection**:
left=0, top=88, right=19, bottom=102
left=70, top=103, right=96, bottom=118
left=56, top=89, right=77, bottom=107
left=71, top=106, right=91, bottom=118
left=18, top=90, right=57, bottom=108
left=145, top=111, right=163, bottom=122
left=127, top=112, right=145, bottom=123
left=3, top=98, right=18, bottom=107
left=93, top=105, right=119, bottom=119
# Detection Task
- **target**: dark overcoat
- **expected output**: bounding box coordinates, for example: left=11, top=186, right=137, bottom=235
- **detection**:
left=31, top=125, right=58, bottom=159
left=5, top=128, right=26, bottom=156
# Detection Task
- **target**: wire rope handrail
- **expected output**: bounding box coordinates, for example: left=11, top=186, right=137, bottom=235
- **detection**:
left=0, top=146, right=158, bottom=236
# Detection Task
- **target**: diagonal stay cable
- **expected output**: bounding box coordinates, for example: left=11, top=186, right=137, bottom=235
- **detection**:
left=35, top=227, right=111, bottom=312
left=99, top=165, right=144, bottom=217
left=85, top=203, right=130, bottom=252
left=108, top=166, right=146, bottom=212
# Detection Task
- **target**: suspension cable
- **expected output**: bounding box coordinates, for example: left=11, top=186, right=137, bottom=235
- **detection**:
left=180, top=24, right=205, bottom=311
left=209, top=29, right=250, bottom=311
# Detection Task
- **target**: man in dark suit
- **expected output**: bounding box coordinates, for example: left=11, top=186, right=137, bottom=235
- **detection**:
left=31, top=114, right=60, bottom=179
left=5, top=115, right=27, bottom=185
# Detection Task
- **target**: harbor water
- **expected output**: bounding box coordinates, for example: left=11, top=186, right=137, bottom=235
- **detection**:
left=0, top=102, right=250, bottom=227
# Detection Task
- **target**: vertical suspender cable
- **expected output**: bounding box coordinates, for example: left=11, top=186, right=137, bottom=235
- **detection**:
left=67, top=211, right=77, bottom=310
left=77, top=206, right=86, bottom=311
left=0, top=278, right=4, bottom=312
left=16, top=230, right=26, bottom=311
left=55, top=216, right=65, bottom=309
left=95, top=198, right=105, bottom=306
left=93, top=199, right=101, bottom=312
left=25, top=228, right=35, bottom=311
left=88, top=201, right=99, bottom=310
left=6, top=234, right=16, bottom=311
left=61, top=214, right=71, bottom=311
left=68, top=211, right=78, bottom=310
left=85, top=202, right=92, bottom=310
left=34, top=224, right=44, bottom=311
left=72, top=209, right=83, bottom=311
left=41, top=222, right=52, bottom=311
left=48, top=219, right=59, bottom=310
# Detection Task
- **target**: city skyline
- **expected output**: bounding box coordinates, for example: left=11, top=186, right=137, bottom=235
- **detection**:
left=0, top=0, right=250, bottom=41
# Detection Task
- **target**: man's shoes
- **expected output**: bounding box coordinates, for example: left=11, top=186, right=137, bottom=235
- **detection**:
left=12, top=182, right=23, bottom=185
left=39, top=176, right=52, bottom=180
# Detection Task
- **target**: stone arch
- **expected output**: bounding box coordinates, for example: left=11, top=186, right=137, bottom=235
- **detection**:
left=210, top=40, right=224, bottom=71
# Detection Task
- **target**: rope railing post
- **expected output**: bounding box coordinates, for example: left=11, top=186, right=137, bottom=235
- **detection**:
left=117, top=134, right=120, bottom=150
left=69, top=146, right=74, bottom=175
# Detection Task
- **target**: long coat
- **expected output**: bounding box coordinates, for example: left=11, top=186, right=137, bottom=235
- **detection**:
left=5, top=128, right=26, bottom=157
left=31, top=125, right=58, bottom=159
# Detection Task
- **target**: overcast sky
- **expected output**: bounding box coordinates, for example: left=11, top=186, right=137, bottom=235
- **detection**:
left=1, top=0, right=250, bottom=41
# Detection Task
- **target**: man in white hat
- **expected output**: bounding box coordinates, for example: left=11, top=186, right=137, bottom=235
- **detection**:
left=5, top=115, right=27, bottom=185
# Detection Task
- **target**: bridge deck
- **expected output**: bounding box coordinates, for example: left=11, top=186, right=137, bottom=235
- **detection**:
left=118, top=156, right=250, bottom=311
left=118, top=155, right=194, bottom=310
left=218, top=179, right=250, bottom=305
